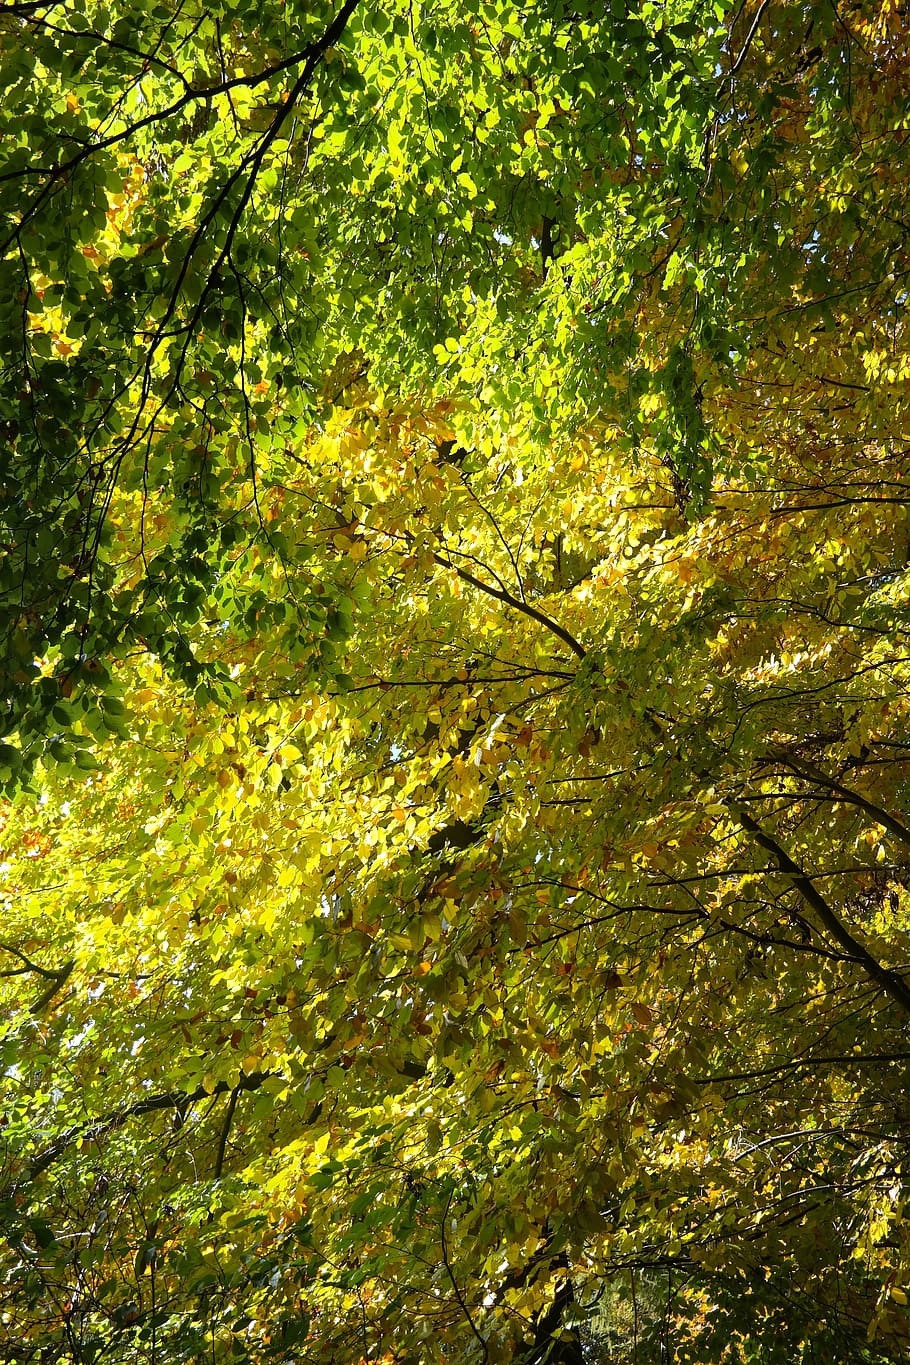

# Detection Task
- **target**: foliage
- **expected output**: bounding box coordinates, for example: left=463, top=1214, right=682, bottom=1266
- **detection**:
left=2, top=1, right=910, bottom=1362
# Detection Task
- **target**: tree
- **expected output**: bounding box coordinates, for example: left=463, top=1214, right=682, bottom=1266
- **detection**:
left=2, top=1, right=910, bottom=1362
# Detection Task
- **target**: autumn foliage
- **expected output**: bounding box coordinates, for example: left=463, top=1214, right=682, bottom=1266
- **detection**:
left=2, top=2, right=910, bottom=1363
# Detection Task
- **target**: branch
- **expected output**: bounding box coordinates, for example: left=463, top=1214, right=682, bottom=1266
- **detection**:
left=213, top=1084, right=240, bottom=1179
left=522, top=1276, right=584, bottom=1365
left=432, top=553, right=586, bottom=659
left=732, top=805, right=910, bottom=1016
left=0, top=944, right=75, bottom=1012
left=768, top=748, right=910, bottom=848
left=22, top=1070, right=271, bottom=1188
left=441, top=1190, right=488, bottom=1363
left=0, top=8, right=354, bottom=192
left=0, top=941, right=68, bottom=981
left=728, top=0, right=772, bottom=77
left=0, top=1, right=67, bottom=12
left=695, top=1052, right=910, bottom=1086
left=0, top=0, right=363, bottom=619
left=29, top=958, right=74, bottom=1014
left=130, top=0, right=362, bottom=412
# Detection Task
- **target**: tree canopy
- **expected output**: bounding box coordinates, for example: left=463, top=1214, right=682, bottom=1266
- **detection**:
left=2, top=1, right=910, bottom=1362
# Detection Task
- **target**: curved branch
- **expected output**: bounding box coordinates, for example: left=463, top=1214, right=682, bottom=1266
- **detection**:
left=0, top=941, right=69, bottom=981
left=0, top=3, right=357, bottom=197
left=733, top=805, right=910, bottom=1016
left=0, top=945, right=75, bottom=1012
left=768, top=749, right=910, bottom=848
left=432, top=552, right=586, bottom=660
left=22, top=1070, right=271, bottom=1188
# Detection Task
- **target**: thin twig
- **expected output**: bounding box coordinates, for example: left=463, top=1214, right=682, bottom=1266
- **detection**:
left=440, top=1191, right=488, bottom=1363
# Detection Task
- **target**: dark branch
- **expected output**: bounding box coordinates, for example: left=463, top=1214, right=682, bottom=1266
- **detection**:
left=441, top=1190, right=489, bottom=1363
left=733, top=805, right=910, bottom=1016
left=767, top=748, right=910, bottom=848
left=214, top=1084, right=241, bottom=1178
left=0, top=944, right=75, bottom=1012
left=432, top=553, right=586, bottom=660
left=22, top=1070, right=271, bottom=1188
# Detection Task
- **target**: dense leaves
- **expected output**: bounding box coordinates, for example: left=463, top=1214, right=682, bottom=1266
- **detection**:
left=2, top=1, right=910, bottom=1362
